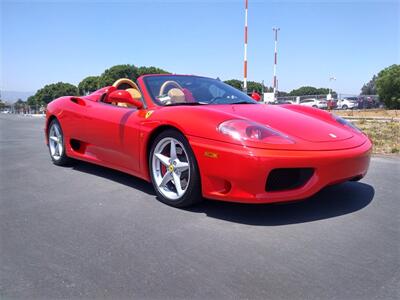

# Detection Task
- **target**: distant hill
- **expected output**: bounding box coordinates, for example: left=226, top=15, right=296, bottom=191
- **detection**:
left=0, top=90, right=35, bottom=103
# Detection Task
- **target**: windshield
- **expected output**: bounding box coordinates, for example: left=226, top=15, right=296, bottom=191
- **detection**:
left=143, top=75, right=257, bottom=106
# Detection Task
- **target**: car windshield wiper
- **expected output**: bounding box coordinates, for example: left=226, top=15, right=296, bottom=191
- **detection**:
left=206, top=98, right=256, bottom=105
left=164, top=102, right=205, bottom=106
left=229, top=101, right=256, bottom=105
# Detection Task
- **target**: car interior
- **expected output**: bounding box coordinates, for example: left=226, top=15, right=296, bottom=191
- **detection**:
left=158, top=80, right=187, bottom=104
left=153, top=79, right=215, bottom=105
left=106, top=78, right=143, bottom=107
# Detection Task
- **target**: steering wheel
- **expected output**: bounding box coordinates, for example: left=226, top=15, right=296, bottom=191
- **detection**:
left=159, top=80, right=183, bottom=96
left=112, top=78, right=140, bottom=91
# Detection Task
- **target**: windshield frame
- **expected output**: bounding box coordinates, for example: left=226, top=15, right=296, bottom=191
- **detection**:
left=142, top=75, right=258, bottom=107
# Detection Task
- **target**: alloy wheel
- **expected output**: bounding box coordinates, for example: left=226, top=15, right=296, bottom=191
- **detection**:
left=49, top=122, right=63, bottom=161
left=151, top=137, right=190, bottom=201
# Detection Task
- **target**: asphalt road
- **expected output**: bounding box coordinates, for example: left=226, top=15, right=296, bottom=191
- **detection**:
left=1, top=113, right=399, bottom=300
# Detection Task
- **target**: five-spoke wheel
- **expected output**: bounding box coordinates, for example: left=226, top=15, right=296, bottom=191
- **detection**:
left=149, top=129, right=202, bottom=207
left=48, top=119, right=70, bottom=165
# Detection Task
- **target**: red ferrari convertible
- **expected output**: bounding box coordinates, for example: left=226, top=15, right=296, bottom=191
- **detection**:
left=45, top=75, right=372, bottom=207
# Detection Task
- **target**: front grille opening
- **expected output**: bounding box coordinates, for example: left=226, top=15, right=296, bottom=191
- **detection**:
left=266, top=168, right=314, bottom=192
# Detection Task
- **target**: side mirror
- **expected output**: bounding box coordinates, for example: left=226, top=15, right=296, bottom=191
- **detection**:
left=106, top=90, right=143, bottom=109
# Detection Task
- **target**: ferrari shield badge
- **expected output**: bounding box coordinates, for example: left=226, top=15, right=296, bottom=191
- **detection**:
left=145, top=110, right=154, bottom=119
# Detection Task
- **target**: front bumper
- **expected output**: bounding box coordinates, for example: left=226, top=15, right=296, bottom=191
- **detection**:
left=188, top=136, right=372, bottom=204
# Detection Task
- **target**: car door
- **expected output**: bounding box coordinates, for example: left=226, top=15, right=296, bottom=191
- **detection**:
left=82, top=101, right=142, bottom=173
left=60, top=96, right=90, bottom=143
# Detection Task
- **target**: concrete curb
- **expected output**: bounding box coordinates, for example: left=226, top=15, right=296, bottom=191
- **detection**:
left=343, top=116, right=400, bottom=122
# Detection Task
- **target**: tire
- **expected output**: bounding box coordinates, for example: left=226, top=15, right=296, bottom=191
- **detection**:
left=342, top=105, right=348, bottom=110
left=47, top=118, right=71, bottom=166
left=149, top=129, right=202, bottom=208
left=312, top=105, right=318, bottom=108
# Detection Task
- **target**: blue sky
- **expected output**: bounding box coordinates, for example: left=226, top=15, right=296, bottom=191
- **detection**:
left=1, top=0, right=399, bottom=95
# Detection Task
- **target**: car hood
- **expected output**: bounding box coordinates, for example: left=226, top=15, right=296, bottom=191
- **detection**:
left=203, top=104, right=353, bottom=142
left=153, top=104, right=367, bottom=151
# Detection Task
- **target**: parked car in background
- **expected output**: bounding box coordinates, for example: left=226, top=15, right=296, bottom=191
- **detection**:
left=299, top=98, right=328, bottom=109
left=337, top=97, right=359, bottom=110
left=358, top=96, right=380, bottom=109
left=274, top=99, right=292, bottom=105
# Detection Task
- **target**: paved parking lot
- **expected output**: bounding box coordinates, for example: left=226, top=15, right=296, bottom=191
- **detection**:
left=1, top=114, right=399, bottom=299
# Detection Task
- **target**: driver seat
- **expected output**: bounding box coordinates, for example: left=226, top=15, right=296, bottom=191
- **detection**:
left=112, top=78, right=142, bottom=107
left=126, top=88, right=142, bottom=101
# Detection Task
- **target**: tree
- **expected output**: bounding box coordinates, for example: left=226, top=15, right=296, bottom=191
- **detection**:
left=289, top=86, right=336, bottom=97
left=376, top=64, right=400, bottom=109
left=277, top=91, right=289, bottom=97
left=361, top=75, right=377, bottom=95
left=316, top=88, right=329, bottom=94
left=29, top=64, right=170, bottom=105
left=224, top=79, right=243, bottom=90
left=136, top=66, right=169, bottom=77
left=34, top=82, right=78, bottom=104
left=26, top=95, right=37, bottom=106
left=15, top=99, right=25, bottom=106
left=224, top=79, right=272, bottom=93
left=289, top=86, right=319, bottom=96
left=14, top=99, right=26, bottom=112
left=247, top=81, right=265, bottom=93
left=78, top=76, right=100, bottom=95
left=98, top=64, right=138, bottom=87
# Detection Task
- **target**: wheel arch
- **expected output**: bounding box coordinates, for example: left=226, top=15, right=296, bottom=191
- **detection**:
left=145, top=125, right=185, bottom=169
left=143, top=124, right=202, bottom=184
left=144, top=124, right=203, bottom=207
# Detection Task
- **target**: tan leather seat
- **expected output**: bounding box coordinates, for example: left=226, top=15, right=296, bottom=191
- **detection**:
left=126, top=88, right=142, bottom=100
left=168, top=88, right=186, bottom=104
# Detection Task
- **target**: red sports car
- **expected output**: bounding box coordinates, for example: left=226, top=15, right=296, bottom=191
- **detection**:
left=45, top=75, right=372, bottom=207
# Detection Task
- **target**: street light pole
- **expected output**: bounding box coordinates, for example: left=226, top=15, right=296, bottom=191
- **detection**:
left=328, top=76, right=336, bottom=97
left=243, top=0, right=248, bottom=93
left=272, top=27, right=280, bottom=99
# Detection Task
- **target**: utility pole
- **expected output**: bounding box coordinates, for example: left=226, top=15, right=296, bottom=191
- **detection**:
left=277, top=79, right=279, bottom=94
left=261, top=80, right=265, bottom=95
left=243, top=0, right=248, bottom=93
left=272, top=27, right=280, bottom=98
left=328, top=76, right=336, bottom=98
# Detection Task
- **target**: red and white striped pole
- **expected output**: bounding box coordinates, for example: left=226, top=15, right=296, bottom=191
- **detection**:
left=243, top=0, right=248, bottom=93
left=272, top=27, right=280, bottom=97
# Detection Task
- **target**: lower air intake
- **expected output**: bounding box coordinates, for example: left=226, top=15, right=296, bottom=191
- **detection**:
left=266, top=168, right=314, bottom=192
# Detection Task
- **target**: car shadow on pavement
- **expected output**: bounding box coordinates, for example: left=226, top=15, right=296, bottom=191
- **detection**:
left=66, top=161, right=374, bottom=226
left=70, top=161, right=156, bottom=196
left=188, top=182, right=375, bottom=226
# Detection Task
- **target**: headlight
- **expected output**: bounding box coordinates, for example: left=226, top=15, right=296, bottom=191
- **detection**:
left=332, top=114, right=362, bottom=133
left=218, top=119, right=294, bottom=144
